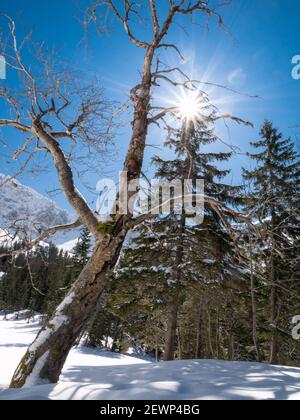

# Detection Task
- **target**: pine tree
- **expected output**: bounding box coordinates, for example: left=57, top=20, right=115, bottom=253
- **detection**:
left=0, top=243, right=75, bottom=317
left=111, top=111, right=244, bottom=361
left=72, top=227, right=92, bottom=272
left=243, top=120, right=300, bottom=364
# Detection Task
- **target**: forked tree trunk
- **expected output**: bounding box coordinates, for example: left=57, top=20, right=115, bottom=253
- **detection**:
left=10, top=46, right=155, bottom=388
left=164, top=300, right=179, bottom=362
left=7, top=2, right=223, bottom=388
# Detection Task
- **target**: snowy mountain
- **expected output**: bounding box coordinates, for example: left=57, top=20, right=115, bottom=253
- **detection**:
left=0, top=173, right=78, bottom=246
left=0, top=173, right=70, bottom=230
left=0, top=228, right=17, bottom=248
left=57, top=238, right=79, bottom=253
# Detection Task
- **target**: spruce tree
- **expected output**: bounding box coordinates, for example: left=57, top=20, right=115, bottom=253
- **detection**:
left=243, top=120, right=300, bottom=364
left=72, top=227, right=92, bottom=272
left=0, top=243, right=75, bottom=317
left=111, top=110, right=243, bottom=361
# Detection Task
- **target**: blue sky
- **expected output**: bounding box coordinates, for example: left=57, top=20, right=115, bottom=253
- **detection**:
left=0, top=0, right=299, bottom=214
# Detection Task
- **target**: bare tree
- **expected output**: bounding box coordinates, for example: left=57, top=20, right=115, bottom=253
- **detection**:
left=0, top=1, right=252, bottom=388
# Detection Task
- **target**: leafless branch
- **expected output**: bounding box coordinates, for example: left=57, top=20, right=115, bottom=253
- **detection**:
left=0, top=17, right=117, bottom=236
left=0, top=219, right=82, bottom=259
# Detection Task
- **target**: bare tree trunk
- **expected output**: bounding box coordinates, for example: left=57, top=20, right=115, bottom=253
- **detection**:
left=251, top=273, right=261, bottom=362
left=269, top=282, right=279, bottom=364
left=177, top=327, right=183, bottom=360
left=105, top=335, right=109, bottom=349
left=195, top=304, right=202, bottom=359
left=5, top=2, right=229, bottom=389
left=207, top=308, right=214, bottom=359
left=228, top=334, right=235, bottom=361
left=155, top=335, right=159, bottom=363
left=10, top=40, right=156, bottom=389
left=10, top=231, right=127, bottom=388
left=269, top=211, right=279, bottom=365
left=216, top=310, right=220, bottom=360
left=111, top=321, right=122, bottom=352
left=249, top=229, right=261, bottom=362
left=163, top=209, right=185, bottom=362
left=164, top=300, right=179, bottom=362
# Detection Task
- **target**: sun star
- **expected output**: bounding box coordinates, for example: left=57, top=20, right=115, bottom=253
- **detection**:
left=177, top=91, right=204, bottom=124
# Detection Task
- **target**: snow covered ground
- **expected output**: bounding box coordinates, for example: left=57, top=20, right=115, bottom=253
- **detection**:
left=0, top=315, right=300, bottom=400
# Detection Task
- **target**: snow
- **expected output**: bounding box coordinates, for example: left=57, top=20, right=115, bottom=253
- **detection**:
left=29, top=293, right=75, bottom=354
left=0, top=173, right=79, bottom=246
left=57, top=238, right=79, bottom=253
left=0, top=228, right=17, bottom=248
left=23, top=352, right=50, bottom=388
left=0, top=316, right=300, bottom=400
left=202, top=259, right=216, bottom=265
left=0, top=173, right=70, bottom=232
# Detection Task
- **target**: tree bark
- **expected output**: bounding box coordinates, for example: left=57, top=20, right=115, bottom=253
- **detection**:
left=155, top=335, right=159, bottom=363
left=195, top=304, right=202, bottom=359
left=228, top=334, right=235, bottom=361
left=10, top=227, right=128, bottom=387
left=216, top=310, right=220, bottom=359
left=163, top=299, right=179, bottom=362
left=10, top=45, right=155, bottom=388
left=5, top=2, right=226, bottom=388
left=269, top=210, right=279, bottom=365
left=177, top=327, right=183, bottom=360
left=249, top=228, right=261, bottom=362
left=207, top=308, right=214, bottom=359
left=269, top=281, right=279, bottom=364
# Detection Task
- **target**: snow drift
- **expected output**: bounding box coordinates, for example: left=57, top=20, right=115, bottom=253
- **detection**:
left=0, top=315, right=299, bottom=400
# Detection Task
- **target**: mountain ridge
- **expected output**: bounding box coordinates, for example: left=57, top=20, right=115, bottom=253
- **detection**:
left=0, top=173, right=78, bottom=246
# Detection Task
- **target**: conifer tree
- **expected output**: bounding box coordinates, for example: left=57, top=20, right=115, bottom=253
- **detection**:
left=72, top=227, right=92, bottom=272
left=243, top=120, right=300, bottom=364
left=0, top=243, right=75, bottom=317
left=111, top=108, right=243, bottom=361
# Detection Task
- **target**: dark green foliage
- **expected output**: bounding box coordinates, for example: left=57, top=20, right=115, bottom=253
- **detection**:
left=1, top=119, right=298, bottom=366
left=106, top=117, right=247, bottom=359
left=0, top=243, right=75, bottom=316
left=243, top=120, right=300, bottom=365
left=73, top=227, right=92, bottom=271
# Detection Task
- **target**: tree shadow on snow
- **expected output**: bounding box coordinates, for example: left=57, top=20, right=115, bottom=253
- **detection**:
left=0, top=360, right=299, bottom=400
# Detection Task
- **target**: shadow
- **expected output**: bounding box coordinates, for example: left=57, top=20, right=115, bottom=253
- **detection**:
left=11, top=323, right=40, bottom=331
left=0, top=355, right=299, bottom=401
left=0, top=343, right=28, bottom=348
left=56, top=359, right=300, bottom=401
